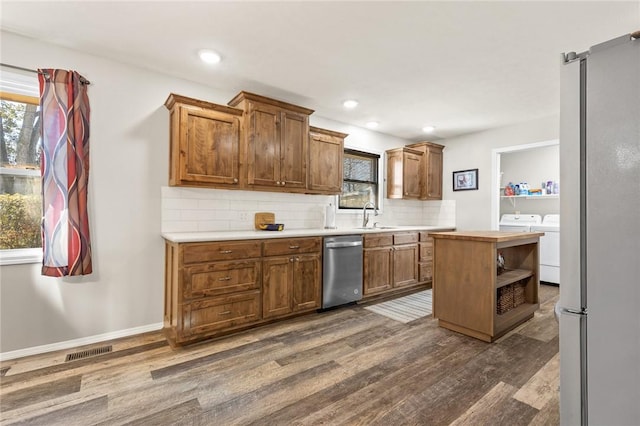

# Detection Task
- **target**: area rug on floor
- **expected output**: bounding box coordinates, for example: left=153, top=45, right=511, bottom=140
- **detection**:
left=364, top=289, right=432, bottom=323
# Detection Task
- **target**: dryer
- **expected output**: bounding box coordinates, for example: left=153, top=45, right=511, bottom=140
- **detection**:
left=531, top=214, right=560, bottom=285
left=498, top=214, right=542, bottom=232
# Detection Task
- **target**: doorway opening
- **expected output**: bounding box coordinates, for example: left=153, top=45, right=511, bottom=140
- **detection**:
left=490, top=139, right=559, bottom=229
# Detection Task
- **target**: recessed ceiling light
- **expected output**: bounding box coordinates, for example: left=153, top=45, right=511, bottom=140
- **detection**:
left=343, top=99, right=358, bottom=109
left=198, top=49, right=222, bottom=64
left=366, top=121, right=379, bottom=129
left=422, top=125, right=436, bottom=133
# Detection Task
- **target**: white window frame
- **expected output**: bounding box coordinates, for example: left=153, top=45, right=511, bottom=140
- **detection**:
left=337, top=146, right=384, bottom=215
left=0, top=68, right=43, bottom=266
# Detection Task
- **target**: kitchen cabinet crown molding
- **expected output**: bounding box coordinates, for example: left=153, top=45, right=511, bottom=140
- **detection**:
left=228, top=91, right=314, bottom=116
left=165, top=93, right=243, bottom=116
left=309, top=126, right=348, bottom=139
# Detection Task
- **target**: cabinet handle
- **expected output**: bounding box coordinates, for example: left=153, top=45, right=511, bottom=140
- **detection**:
left=295, top=257, right=300, bottom=262
left=233, top=178, right=238, bottom=183
left=282, top=181, right=286, bottom=186
left=289, top=245, right=300, bottom=249
left=218, top=276, right=232, bottom=281
left=219, top=250, right=233, bottom=254
left=219, top=311, right=231, bottom=315
left=290, top=258, right=294, bottom=262
left=277, top=181, right=281, bottom=185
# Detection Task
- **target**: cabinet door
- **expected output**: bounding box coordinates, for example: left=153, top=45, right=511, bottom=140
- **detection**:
left=292, top=253, right=321, bottom=312
left=179, top=107, right=240, bottom=185
left=419, top=262, right=433, bottom=283
left=426, top=147, right=443, bottom=199
left=393, top=244, right=419, bottom=287
left=403, top=151, right=423, bottom=199
left=280, top=111, right=308, bottom=189
left=262, top=256, right=293, bottom=319
left=386, top=150, right=403, bottom=199
left=247, top=104, right=281, bottom=187
left=363, top=247, right=393, bottom=295
left=308, top=131, right=343, bottom=194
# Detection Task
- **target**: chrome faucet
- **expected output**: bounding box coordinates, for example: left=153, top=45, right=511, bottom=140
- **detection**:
left=362, top=201, right=378, bottom=228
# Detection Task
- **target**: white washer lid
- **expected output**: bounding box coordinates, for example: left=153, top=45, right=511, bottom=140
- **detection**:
left=542, top=214, right=560, bottom=225
left=499, top=214, right=542, bottom=225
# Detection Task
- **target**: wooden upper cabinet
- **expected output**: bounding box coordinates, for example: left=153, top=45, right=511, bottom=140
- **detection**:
left=280, top=111, right=308, bottom=188
left=165, top=94, right=243, bottom=187
left=407, top=141, right=445, bottom=200
left=228, top=91, right=313, bottom=191
left=386, top=147, right=424, bottom=199
left=308, top=126, right=347, bottom=194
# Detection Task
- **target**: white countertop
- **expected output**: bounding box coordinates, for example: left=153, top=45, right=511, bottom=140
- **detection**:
left=162, top=225, right=455, bottom=243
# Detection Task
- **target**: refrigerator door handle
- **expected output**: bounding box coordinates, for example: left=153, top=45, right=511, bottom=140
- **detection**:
left=560, top=307, right=587, bottom=316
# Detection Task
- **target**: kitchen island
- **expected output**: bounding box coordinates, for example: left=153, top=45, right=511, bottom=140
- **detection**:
left=431, top=231, right=543, bottom=342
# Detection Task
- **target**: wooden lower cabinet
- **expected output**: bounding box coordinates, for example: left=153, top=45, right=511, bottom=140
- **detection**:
left=393, top=244, right=419, bottom=287
left=418, top=232, right=434, bottom=285
left=263, top=244, right=321, bottom=319
left=363, top=246, right=393, bottom=295
left=292, top=253, right=322, bottom=312
left=164, top=236, right=322, bottom=346
left=262, top=256, right=293, bottom=319
left=363, top=232, right=421, bottom=297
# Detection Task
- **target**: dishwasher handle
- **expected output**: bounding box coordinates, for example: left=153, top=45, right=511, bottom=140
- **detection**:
left=325, top=241, right=363, bottom=249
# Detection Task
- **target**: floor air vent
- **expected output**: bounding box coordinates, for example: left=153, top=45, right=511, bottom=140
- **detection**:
left=65, top=345, right=113, bottom=362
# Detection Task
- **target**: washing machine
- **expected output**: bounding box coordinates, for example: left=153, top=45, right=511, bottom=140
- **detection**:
left=498, top=214, right=542, bottom=232
left=531, top=214, right=560, bottom=285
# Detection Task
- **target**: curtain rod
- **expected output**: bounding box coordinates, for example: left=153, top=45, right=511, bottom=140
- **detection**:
left=0, top=63, right=91, bottom=85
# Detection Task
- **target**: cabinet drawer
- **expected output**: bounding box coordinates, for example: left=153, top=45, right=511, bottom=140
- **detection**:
left=263, top=237, right=321, bottom=256
left=393, top=232, right=419, bottom=245
left=419, top=232, right=433, bottom=242
left=419, top=262, right=433, bottom=282
left=363, top=233, right=393, bottom=248
left=183, top=241, right=262, bottom=264
left=419, top=242, right=434, bottom=261
left=182, top=290, right=261, bottom=336
left=184, top=260, right=261, bottom=299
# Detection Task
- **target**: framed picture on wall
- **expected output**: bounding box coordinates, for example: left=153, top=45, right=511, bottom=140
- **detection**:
left=453, top=169, right=478, bottom=191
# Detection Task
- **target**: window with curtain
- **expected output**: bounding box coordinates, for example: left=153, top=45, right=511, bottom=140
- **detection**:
left=38, top=68, right=92, bottom=277
left=339, top=149, right=380, bottom=209
left=0, top=69, right=43, bottom=264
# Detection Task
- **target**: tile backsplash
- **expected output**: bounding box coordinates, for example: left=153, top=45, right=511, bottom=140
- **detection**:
left=161, top=186, right=456, bottom=233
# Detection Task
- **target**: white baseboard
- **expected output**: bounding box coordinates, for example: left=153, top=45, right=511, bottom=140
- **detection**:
left=0, top=322, right=164, bottom=361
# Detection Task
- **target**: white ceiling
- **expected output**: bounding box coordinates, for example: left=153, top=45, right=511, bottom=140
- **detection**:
left=1, top=1, right=639, bottom=141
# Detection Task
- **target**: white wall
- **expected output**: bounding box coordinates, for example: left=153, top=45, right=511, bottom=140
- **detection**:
left=0, top=32, right=453, bottom=357
left=500, top=144, right=560, bottom=217
left=441, top=115, right=559, bottom=230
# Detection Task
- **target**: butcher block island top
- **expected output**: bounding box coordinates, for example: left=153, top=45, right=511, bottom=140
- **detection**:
left=431, top=231, right=544, bottom=342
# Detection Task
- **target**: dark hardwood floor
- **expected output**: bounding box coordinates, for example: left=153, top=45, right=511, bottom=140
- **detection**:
left=0, top=285, right=559, bottom=425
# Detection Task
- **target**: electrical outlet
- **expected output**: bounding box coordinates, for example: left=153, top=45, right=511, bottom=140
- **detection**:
left=239, top=212, right=250, bottom=222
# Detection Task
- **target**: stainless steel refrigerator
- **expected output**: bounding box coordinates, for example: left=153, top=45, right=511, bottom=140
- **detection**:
left=559, top=33, right=640, bottom=425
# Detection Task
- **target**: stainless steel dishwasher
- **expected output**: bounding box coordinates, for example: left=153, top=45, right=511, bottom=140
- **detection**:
left=322, top=235, right=363, bottom=309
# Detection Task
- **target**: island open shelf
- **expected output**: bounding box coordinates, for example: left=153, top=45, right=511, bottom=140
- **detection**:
left=431, top=231, right=543, bottom=342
